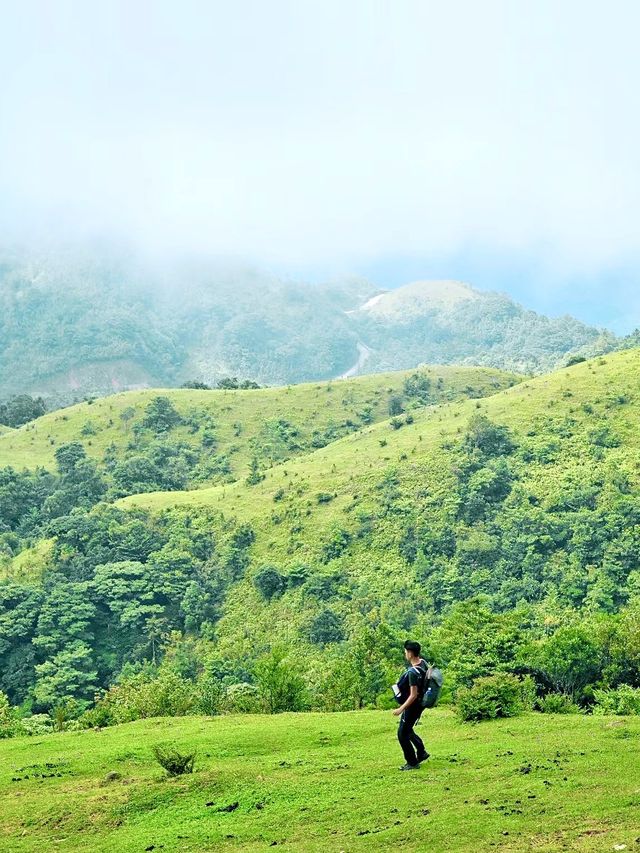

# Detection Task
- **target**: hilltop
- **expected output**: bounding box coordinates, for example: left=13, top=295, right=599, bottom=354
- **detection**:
left=0, top=364, right=519, bottom=481
left=0, top=248, right=619, bottom=403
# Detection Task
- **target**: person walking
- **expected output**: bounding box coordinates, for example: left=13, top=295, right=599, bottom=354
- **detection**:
left=392, top=640, right=429, bottom=771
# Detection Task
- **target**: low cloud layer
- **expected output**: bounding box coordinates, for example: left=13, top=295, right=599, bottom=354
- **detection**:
left=1, top=1, right=639, bottom=329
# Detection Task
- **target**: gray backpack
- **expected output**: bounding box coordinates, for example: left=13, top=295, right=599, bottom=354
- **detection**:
left=421, top=666, right=444, bottom=709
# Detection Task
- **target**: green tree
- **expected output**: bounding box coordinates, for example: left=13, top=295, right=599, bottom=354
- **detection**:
left=253, top=566, right=286, bottom=601
left=142, top=396, right=182, bottom=432
left=254, top=648, right=307, bottom=713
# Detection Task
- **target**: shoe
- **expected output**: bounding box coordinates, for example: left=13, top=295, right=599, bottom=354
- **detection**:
left=399, top=763, right=420, bottom=771
left=416, top=752, right=430, bottom=764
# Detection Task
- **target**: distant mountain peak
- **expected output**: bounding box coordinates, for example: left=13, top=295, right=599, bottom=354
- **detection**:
left=357, top=279, right=477, bottom=318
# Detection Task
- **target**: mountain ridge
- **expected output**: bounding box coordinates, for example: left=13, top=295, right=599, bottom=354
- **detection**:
left=0, top=249, right=622, bottom=404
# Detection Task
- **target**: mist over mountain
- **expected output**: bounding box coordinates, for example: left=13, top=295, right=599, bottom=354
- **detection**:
left=0, top=248, right=622, bottom=404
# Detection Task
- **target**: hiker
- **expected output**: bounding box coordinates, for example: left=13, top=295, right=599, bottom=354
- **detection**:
left=392, top=640, right=429, bottom=771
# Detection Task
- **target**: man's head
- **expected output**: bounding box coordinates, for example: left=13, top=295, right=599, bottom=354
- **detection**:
left=403, top=640, right=421, bottom=662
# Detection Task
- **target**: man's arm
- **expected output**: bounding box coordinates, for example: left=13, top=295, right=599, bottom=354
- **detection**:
left=393, top=685, right=418, bottom=716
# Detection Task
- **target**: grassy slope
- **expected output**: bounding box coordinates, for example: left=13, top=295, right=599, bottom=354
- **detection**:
left=118, top=348, right=640, bottom=650
left=0, top=710, right=638, bottom=852
left=0, top=366, right=519, bottom=476
left=122, top=349, right=640, bottom=524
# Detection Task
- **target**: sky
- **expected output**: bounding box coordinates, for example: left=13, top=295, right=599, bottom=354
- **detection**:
left=1, top=0, right=639, bottom=332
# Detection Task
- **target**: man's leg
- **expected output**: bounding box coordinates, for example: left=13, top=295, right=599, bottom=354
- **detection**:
left=409, top=727, right=428, bottom=761
left=397, top=711, right=419, bottom=766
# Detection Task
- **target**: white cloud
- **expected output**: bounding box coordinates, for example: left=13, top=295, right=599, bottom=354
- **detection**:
left=1, top=0, right=639, bottom=277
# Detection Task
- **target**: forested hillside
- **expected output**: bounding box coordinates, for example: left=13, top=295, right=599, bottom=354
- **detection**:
left=0, top=350, right=639, bottom=724
left=0, top=248, right=623, bottom=403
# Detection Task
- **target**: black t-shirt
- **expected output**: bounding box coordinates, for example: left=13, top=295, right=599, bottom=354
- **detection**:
left=397, top=659, right=428, bottom=701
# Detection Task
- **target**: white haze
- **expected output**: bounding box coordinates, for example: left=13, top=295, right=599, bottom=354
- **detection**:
left=0, top=1, right=639, bottom=329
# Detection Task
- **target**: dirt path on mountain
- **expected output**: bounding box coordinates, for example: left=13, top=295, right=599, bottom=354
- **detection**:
left=339, top=341, right=373, bottom=379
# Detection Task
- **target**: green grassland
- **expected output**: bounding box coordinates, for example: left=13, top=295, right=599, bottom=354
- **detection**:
left=113, top=349, right=640, bottom=653
left=0, top=365, right=519, bottom=480
left=1, top=710, right=638, bottom=852
left=123, top=349, right=640, bottom=521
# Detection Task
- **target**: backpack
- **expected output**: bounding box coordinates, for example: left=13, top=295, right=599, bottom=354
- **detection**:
left=420, top=666, right=444, bottom=709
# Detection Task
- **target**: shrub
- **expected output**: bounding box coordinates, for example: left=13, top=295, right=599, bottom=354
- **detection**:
left=537, top=693, right=580, bottom=714
left=254, top=649, right=307, bottom=713
left=308, top=609, right=344, bottom=646
left=142, top=396, right=182, bottom=432
left=153, top=743, right=196, bottom=776
left=0, top=691, right=18, bottom=739
left=194, top=674, right=224, bottom=716
left=253, top=566, right=286, bottom=601
left=89, top=672, right=195, bottom=725
left=221, top=683, right=262, bottom=714
left=18, top=714, right=54, bottom=736
left=455, top=673, right=525, bottom=722
left=592, top=685, right=640, bottom=716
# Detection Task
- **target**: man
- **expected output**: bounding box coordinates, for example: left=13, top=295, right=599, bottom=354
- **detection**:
left=392, top=640, right=430, bottom=771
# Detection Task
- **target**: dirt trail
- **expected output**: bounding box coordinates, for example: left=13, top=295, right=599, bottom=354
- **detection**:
left=339, top=341, right=373, bottom=379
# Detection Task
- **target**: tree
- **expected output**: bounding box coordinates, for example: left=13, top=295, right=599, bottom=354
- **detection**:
left=245, top=456, right=265, bottom=485
left=119, top=406, right=136, bottom=431
left=33, top=641, right=97, bottom=708
left=388, top=395, right=404, bottom=416
left=309, top=609, right=344, bottom=645
left=54, top=442, right=87, bottom=477
left=253, top=566, right=286, bottom=601
left=142, top=396, right=182, bottom=432
left=181, top=380, right=211, bottom=390
left=533, top=625, right=601, bottom=697
left=254, top=648, right=306, bottom=713
left=0, top=394, right=46, bottom=427
left=464, top=415, right=516, bottom=457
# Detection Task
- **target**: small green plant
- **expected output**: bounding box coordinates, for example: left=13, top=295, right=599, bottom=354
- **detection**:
left=152, top=743, right=197, bottom=776
left=537, top=693, right=580, bottom=714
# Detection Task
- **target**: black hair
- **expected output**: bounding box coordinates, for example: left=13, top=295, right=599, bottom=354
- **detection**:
left=404, top=640, right=421, bottom=656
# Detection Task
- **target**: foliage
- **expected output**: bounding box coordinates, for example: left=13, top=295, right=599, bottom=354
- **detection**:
left=253, top=566, right=286, bottom=601
left=0, top=394, right=46, bottom=427
left=253, top=648, right=307, bottom=713
left=455, top=673, right=526, bottom=722
left=592, top=684, right=640, bottom=716
left=152, top=743, right=196, bottom=776
left=142, top=397, right=182, bottom=433
left=537, top=693, right=580, bottom=714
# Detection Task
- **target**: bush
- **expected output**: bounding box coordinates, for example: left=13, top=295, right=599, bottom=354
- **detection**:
left=89, top=672, right=195, bottom=725
left=194, top=674, right=224, bottom=716
left=18, top=714, right=54, bottom=736
left=253, top=566, right=286, bottom=601
left=308, top=609, right=344, bottom=646
left=455, top=673, right=525, bottom=722
left=537, top=693, right=580, bottom=714
left=254, top=649, right=307, bottom=713
left=592, top=685, right=640, bottom=716
left=221, top=683, right=262, bottom=714
left=0, top=691, right=18, bottom=738
left=153, top=743, right=196, bottom=776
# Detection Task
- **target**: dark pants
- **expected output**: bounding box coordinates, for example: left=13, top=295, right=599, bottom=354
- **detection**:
left=397, top=706, right=426, bottom=766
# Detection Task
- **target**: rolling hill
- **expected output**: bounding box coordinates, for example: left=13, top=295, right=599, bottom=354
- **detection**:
left=0, top=348, right=639, bottom=742
left=0, top=365, right=520, bottom=481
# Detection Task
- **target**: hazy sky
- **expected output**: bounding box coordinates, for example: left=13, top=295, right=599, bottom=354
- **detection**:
left=1, top=1, right=639, bottom=331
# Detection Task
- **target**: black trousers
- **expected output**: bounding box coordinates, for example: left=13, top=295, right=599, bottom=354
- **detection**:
left=397, top=706, right=426, bottom=766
